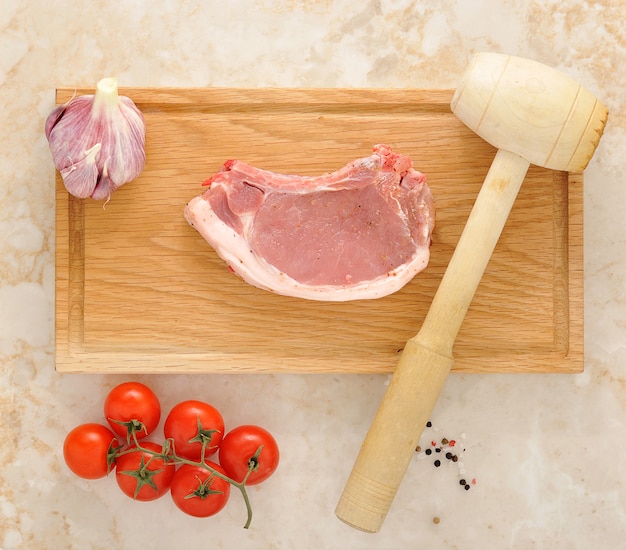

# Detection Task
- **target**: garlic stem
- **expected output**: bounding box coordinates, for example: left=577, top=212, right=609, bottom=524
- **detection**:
left=97, top=77, right=118, bottom=96
left=93, top=77, right=120, bottom=113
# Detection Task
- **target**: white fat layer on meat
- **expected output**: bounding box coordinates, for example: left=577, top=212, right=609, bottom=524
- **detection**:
left=184, top=195, right=430, bottom=302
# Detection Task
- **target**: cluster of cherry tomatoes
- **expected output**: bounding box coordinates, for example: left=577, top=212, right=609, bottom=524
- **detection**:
left=63, top=381, right=279, bottom=525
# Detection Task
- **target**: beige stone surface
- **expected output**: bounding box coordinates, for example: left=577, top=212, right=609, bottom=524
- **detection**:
left=1, top=1, right=625, bottom=548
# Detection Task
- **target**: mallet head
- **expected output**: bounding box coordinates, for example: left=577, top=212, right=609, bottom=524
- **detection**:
left=451, top=52, right=608, bottom=171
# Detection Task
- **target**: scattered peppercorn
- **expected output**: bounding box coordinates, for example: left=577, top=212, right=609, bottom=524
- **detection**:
left=433, top=517, right=440, bottom=524
left=418, top=421, right=475, bottom=492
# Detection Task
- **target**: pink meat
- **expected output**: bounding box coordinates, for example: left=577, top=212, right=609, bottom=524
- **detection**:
left=184, top=144, right=435, bottom=301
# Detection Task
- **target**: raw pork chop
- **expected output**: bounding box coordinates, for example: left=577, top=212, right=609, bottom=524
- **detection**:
left=184, top=144, right=435, bottom=301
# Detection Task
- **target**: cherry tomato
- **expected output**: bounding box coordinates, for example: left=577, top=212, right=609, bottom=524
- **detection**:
left=63, top=423, right=120, bottom=479
left=170, top=462, right=231, bottom=518
left=218, top=425, right=279, bottom=485
left=164, top=400, right=225, bottom=461
left=115, top=441, right=175, bottom=501
left=104, top=382, right=161, bottom=441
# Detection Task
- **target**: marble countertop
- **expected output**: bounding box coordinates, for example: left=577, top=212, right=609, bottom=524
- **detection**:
left=2, top=1, right=625, bottom=548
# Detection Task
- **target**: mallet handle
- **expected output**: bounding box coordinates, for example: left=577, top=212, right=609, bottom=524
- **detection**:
left=336, top=149, right=530, bottom=532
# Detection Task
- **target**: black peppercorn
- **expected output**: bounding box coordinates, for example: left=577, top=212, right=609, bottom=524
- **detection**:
left=434, top=460, right=441, bottom=467
left=425, top=448, right=432, bottom=455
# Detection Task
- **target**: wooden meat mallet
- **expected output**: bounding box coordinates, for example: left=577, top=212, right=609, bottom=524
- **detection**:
left=335, top=52, right=608, bottom=533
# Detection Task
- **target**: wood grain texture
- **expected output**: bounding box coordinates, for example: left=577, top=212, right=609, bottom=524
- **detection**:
left=54, top=88, right=583, bottom=374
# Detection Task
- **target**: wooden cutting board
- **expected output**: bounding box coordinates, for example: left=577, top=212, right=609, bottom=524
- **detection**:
left=54, top=87, right=582, bottom=374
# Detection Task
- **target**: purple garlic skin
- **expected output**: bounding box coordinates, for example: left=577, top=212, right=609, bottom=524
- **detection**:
left=45, top=77, right=146, bottom=200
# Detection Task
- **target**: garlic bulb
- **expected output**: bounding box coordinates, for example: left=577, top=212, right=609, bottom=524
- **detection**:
left=45, top=77, right=146, bottom=200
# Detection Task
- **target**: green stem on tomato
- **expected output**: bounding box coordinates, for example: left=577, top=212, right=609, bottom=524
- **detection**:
left=118, top=432, right=257, bottom=529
